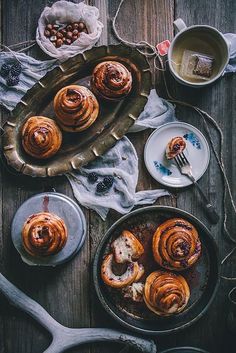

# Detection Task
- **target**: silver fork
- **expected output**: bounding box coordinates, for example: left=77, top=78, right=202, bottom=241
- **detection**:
left=175, top=152, right=219, bottom=224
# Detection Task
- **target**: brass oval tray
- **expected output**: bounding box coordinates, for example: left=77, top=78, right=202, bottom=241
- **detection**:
left=3, top=44, right=152, bottom=177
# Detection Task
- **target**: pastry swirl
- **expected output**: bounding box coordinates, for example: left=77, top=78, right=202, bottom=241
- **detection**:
left=22, top=212, right=68, bottom=257
left=101, top=253, right=142, bottom=288
left=21, top=116, right=62, bottom=159
left=144, top=270, right=190, bottom=316
left=54, top=85, right=99, bottom=132
left=166, top=136, right=186, bottom=159
left=91, top=61, right=132, bottom=100
left=152, top=218, right=201, bottom=271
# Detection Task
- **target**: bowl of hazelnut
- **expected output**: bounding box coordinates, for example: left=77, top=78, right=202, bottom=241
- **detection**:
left=44, top=21, right=88, bottom=49
left=36, top=0, right=103, bottom=60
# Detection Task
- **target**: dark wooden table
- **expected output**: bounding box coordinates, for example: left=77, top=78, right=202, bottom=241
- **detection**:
left=0, top=1, right=236, bottom=352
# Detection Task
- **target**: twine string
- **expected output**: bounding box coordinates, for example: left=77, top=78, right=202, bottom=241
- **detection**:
left=113, top=0, right=236, bottom=280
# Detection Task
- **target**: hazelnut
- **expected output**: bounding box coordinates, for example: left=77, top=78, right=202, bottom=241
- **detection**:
left=60, top=28, right=67, bottom=36
left=53, top=24, right=60, bottom=30
left=50, top=29, right=57, bottom=36
left=65, top=38, right=72, bottom=45
left=46, top=24, right=53, bottom=31
left=62, top=37, right=66, bottom=43
left=72, top=35, right=78, bottom=42
left=72, top=22, right=79, bottom=30
left=66, top=31, right=73, bottom=39
left=56, top=32, right=63, bottom=39
left=52, top=42, right=57, bottom=47
left=78, top=22, right=86, bottom=31
left=66, top=24, right=73, bottom=31
left=72, top=29, right=79, bottom=36
left=56, top=39, right=63, bottom=48
left=81, top=28, right=88, bottom=34
left=44, top=29, right=51, bottom=38
left=50, top=36, right=57, bottom=42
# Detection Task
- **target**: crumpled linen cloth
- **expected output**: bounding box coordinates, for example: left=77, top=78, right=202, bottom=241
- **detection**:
left=67, top=136, right=170, bottom=220
left=0, top=52, right=57, bottom=110
left=224, top=33, right=236, bottom=73
left=36, top=1, right=103, bottom=61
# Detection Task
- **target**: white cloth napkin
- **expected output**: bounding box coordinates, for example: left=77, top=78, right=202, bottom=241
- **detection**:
left=67, top=136, right=170, bottom=220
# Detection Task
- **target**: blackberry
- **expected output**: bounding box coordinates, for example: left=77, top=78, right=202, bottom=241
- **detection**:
left=103, top=175, right=114, bottom=188
left=0, top=63, right=11, bottom=78
left=88, top=172, right=98, bottom=183
left=96, top=182, right=108, bottom=193
left=6, top=73, right=20, bottom=87
left=10, top=62, right=22, bottom=77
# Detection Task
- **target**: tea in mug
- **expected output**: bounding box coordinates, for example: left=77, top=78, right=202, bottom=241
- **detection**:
left=171, top=30, right=224, bottom=83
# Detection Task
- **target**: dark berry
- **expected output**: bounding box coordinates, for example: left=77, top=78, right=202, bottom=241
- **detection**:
left=0, top=63, right=11, bottom=78
left=88, top=172, right=98, bottom=183
left=103, top=175, right=114, bottom=188
left=96, top=182, right=108, bottom=193
left=10, top=62, right=22, bottom=77
left=173, top=143, right=180, bottom=151
left=6, top=73, right=19, bottom=86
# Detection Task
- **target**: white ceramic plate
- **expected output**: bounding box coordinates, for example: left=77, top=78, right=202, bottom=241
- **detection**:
left=144, top=122, right=210, bottom=188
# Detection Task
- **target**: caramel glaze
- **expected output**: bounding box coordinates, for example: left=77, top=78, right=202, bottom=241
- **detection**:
left=22, top=212, right=68, bottom=257
left=91, top=61, right=132, bottom=101
left=152, top=218, right=201, bottom=271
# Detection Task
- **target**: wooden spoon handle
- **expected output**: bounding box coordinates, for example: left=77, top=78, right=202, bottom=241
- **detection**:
left=0, top=273, right=61, bottom=334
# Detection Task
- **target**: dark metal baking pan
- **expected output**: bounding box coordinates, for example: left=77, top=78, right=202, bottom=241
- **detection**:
left=93, top=206, right=220, bottom=335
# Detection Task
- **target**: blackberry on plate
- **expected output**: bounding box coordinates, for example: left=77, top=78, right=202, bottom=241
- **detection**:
left=0, top=63, right=11, bottom=78
left=88, top=172, right=98, bottom=183
left=103, top=175, right=114, bottom=188
left=7, top=73, right=20, bottom=87
left=96, top=182, right=108, bottom=193
left=10, top=62, right=22, bottom=77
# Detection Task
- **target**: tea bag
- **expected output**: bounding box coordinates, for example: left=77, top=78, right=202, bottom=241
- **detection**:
left=180, top=50, right=214, bottom=81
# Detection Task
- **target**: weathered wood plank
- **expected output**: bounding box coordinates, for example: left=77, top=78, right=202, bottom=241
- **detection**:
left=0, top=1, right=90, bottom=353
left=157, top=0, right=236, bottom=352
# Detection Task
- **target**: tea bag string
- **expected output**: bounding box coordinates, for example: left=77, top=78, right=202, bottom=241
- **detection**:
left=113, top=0, right=236, bottom=280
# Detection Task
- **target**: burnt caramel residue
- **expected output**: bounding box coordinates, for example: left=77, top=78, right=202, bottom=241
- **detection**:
left=66, top=89, right=82, bottom=102
left=42, top=196, right=49, bottom=213
left=185, top=264, right=201, bottom=289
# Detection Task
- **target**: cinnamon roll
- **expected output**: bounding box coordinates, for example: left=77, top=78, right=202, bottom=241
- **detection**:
left=111, top=230, right=144, bottom=264
left=54, top=85, right=99, bottom=132
left=166, top=136, right=186, bottom=159
left=22, top=212, right=68, bottom=257
left=91, top=61, right=132, bottom=101
left=152, top=218, right=201, bottom=271
left=21, top=116, right=62, bottom=159
left=101, top=253, right=142, bottom=288
left=144, top=270, right=190, bottom=316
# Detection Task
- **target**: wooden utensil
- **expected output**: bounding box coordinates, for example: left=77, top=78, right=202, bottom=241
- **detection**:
left=0, top=273, right=156, bottom=353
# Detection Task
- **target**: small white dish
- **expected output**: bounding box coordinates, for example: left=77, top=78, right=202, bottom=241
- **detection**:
left=144, top=122, right=210, bottom=188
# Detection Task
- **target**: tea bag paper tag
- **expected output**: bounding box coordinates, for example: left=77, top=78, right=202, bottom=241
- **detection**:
left=156, top=40, right=170, bottom=56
